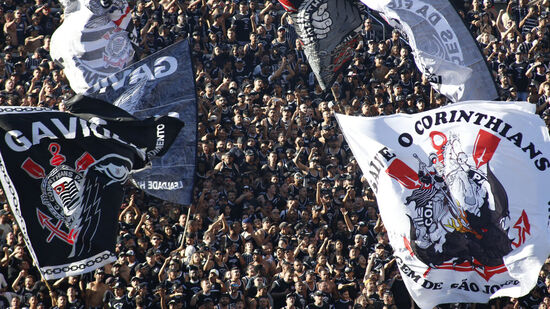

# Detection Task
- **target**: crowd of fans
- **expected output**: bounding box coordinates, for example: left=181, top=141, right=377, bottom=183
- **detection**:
left=0, top=0, right=549, bottom=308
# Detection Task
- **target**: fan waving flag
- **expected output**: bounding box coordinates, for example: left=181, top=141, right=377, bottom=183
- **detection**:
left=336, top=102, right=550, bottom=308
left=279, top=0, right=363, bottom=90
left=51, top=0, right=135, bottom=94
left=360, top=0, right=498, bottom=102
left=0, top=96, right=183, bottom=279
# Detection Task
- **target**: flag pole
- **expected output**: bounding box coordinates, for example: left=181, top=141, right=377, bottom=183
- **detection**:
left=39, top=271, right=53, bottom=292
left=32, top=259, right=54, bottom=300
left=178, top=205, right=193, bottom=251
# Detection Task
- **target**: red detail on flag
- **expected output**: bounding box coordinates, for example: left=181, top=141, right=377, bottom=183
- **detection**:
left=49, top=143, right=66, bottom=166
left=472, top=130, right=501, bottom=169
left=279, top=0, right=298, bottom=12
left=511, top=210, right=531, bottom=248
left=75, top=153, right=95, bottom=172
left=386, top=159, right=421, bottom=189
left=54, top=183, right=65, bottom=194
left=332, top=36, right=359, bottom=72
left=36, top=209, right=79, bottom=245
left=113, top=6, right=131, bottom=26
left=21, top=158, right=46, bottom=179
left=403, top=236, right=414, bottom=256
left=429, top=131, right=447, bottom=163
left=437, top=259, right=508, bottom=281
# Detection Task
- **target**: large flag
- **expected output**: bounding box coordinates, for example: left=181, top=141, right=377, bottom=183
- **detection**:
left=51, top=0, right=135, bottom=94
left=336, top=102, right=550, bottom=307
left=85, top=40, right=197, bottom=205
left=0, top=96, right=183, bottom=279
left=360, top=0, right=498, bottom=102
left=279, top=0, right=363, bottom=90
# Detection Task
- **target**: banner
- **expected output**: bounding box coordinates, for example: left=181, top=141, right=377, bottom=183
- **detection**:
left=279, top=0, right=363, bottom=90
left=85, top=40, right=197, bottom=205
left=0, top=97, right=183, bottom=279
left=51, top=0, right=135, bottom=94
left=336, top=102, right=550, bottom=308
left=360, top=0, right=498, bottom=102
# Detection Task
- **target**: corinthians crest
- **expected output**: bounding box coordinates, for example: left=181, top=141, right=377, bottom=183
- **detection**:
left=386, top=129, right=530, bottom=281
left=22, top=142, right=131, bottom=258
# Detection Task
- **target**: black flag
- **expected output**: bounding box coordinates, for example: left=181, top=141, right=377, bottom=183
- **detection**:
left=279, top=0, right=363, bottom=90
left=0, top=97, right=183, bottom=279
left=86, top=40, right=197, bottom=205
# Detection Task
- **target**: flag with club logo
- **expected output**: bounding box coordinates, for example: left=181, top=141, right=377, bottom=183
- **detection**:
left=0, top=96, right=183, bottom=279
left=360, top=0, right=498, bottom=102
left=51, top=0, right=135, bottom=94
left=336, top=101, right=550, bottom=308
left=278, top=0, right=363, bottom=90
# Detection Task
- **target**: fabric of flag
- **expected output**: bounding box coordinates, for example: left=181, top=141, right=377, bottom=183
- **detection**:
left=0, top=96, right=183, bottom=279
left=336, top=101, right=550, bottom=308
left=279, top=0, right=363, bottom=90
left=85, top=40, right=197, bottom=205
left=51, top=0, right=135, bottom=94
left=360, top=0, right=498, bottom=102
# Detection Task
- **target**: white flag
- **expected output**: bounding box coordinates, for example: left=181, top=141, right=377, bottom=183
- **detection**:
left=360, top=0, right=498, bottom=102
left=51, top=0, right=134, bottom=94
left=336, top=101, right=550, bottom=308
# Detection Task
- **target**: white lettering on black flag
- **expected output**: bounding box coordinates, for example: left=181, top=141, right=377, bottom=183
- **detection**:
left=336, top=102, right=550, bottom=308
left=85, top=40, right=196, bottom=205
left=360, top=0, right=498, bottom=102
left=279, top=0, right=363, bottom=90
left=0, top=99, right=183, bottom=279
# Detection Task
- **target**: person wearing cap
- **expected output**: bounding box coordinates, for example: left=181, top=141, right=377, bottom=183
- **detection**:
left=339, top=267, right=358, bottom=298
left=283, top=292, right=298, bottom=309
left=84, top=269, right=108, bottom=308
left=132, top=281, right=155, bottom=309
left=382, top=289, right=396, bottom=307
left=510, top=48, right=530, bottom=101
left=207, top=268, right=225, bottom=295
left=107, top=281, right=133, bottom=309
left=213, top=151, right=240, bottom=179
left=128, top=276, right=141, bottom=296
left=307, top=290, right=328, bottom=309
left=272, top=25, right=291, bottom=57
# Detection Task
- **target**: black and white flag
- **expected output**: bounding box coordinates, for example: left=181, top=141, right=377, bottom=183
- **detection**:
left=51, top=0, right=135, bottom=93
left=360, top=0, right=498, bottom=102
left=0, top=97, right=183, bottom=279
left=85, top=40, right=197, bottom=205
left=337, top=101, right=550, bottom=307
left=279, top=0, right=363, bottom=90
